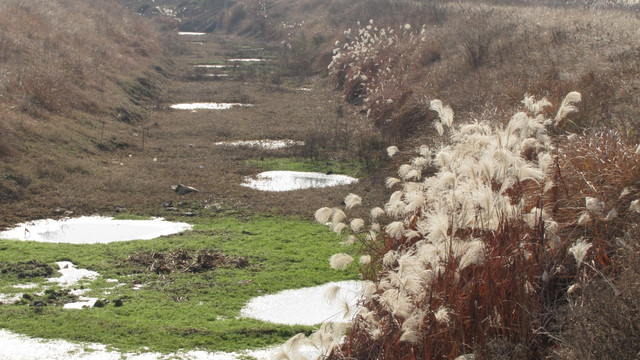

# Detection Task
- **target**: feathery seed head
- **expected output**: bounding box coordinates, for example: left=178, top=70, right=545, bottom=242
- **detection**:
left=386, top=177, right=401, bottom=188
left=331, top=208, right=347, bottom=225
left=577, top=212, right=591, bottom=226
left=386, top=221, right=405, bottom=239
left=345, top=193, right=363, bottom=209
left=324, top=285, right=341, bottom=303
left=330, top=253, right=354, bottom=270
left=585, top=197, right=604, bottom=213
left=370, top=207, right=385, bottom=220
left=554, top=91, right=581, bottom=127
left=568, top=239, right=592, bottom=268
left=434, top=306, right=451, bottom=325
left=604, top=208, right=617, bottom=221
left=333, top=222, right=347, bottom=234
left=314, top=207, right=333, bottom=224
left=350, top=218, right=365, bottom=232
left=387, top=145, right=399, bottom=158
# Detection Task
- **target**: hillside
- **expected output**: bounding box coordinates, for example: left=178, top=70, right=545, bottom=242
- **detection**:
left=0, top=0, right=177, bottom=226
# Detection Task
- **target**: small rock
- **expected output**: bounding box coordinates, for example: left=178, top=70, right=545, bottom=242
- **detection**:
left=93, top=300, right=105, bottom=308
left=22, top=293, right=32, bottom=300
left=166, top=207, right=178, bottom=212
left=114, top=299, right=123, bottom=307
left=171, top=184, right=199, bottom=195
left=183, top=212, right=196, bottom=217
left=237, top=279, right=253, bottom=285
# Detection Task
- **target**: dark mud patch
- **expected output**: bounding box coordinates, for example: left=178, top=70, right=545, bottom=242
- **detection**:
left=124, top=249, right=250, bottom=274
left=11, top=289, right=79, bottom=308
left=1, top=260, right=55, bottom=279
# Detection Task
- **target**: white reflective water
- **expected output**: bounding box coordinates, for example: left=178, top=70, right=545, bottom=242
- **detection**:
left=226, top=58, right=263, bottom=62
left=242, top=171, right=358, bottom=191
left=241, top=280, right=363, bottom=325
left=178, top=32, right=206, bottom=36
left=194, top=64, right=230, bottom=68
left=0, top=217, right=192, bottom=244
left=214, top=139, right=304, bottom=149
left=170, top=103, right=252, bottom=110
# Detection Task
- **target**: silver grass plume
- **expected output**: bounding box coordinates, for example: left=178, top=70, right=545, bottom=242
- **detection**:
left=333, top=222, right=347, bottom=234
left=314, top=207, right=333, bottom=224
left=324, top=284, right=342, bottom=303
left=370, top=207, right=385, bottom=220
left=568, top=239, right=592, bottom=268
left=386, top=177, right=402, bottom=188
left=554, top=91, right=581, bottom=127
left=350, top=218, right=365, bottom=232
left=430, top=99, right=454, bottom=127
left=359, top=255, right=372, bottom=264
left=387, top=145, right=399, bottom=158
left=345, top=193, right=362, bottom=209
left=330, top=253, right=354, bottom=270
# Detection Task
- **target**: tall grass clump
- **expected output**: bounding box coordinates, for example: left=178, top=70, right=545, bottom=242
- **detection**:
left=279, top=92, right=640, bottom=358
left=328, top=20, right=440, bottom=140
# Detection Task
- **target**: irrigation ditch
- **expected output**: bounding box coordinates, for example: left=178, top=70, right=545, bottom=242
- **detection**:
left=0, top=30, right=370, bottom=359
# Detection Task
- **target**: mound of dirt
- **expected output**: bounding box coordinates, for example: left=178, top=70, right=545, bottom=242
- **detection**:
left=1, top=260, right=55, bottom=279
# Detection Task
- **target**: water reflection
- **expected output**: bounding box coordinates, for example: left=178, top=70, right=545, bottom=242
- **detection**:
left=242, top=171, right=358, bottom=192
left=0, top=217, right=192, bottom=244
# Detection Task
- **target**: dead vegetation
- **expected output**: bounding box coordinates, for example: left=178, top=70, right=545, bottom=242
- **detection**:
left=125, top=249, right=250, bottom=274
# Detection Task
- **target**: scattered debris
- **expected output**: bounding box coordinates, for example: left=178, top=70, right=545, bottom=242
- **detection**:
left=124, top=249, right=250, bottom=274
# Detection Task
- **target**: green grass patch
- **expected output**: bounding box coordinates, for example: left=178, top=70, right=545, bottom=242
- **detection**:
left=247, top=157, right=362, bottom=177
left=0, top=215, right=357, bottom=353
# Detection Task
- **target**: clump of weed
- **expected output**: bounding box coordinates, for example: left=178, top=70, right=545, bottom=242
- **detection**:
left=125, top=249, right=250, bottom=274
left=328, top=20, right=437, bottom=141
left=279, top=92, right=640, bottom=358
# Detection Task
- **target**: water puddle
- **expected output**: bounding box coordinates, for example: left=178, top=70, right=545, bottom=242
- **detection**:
left=48, top=261, right=99, bottom=286
left=0, top=216, right=192, bottom=244
left=227, top=58, right=263, bottom=62
left=194, top=64, right=232, bottom=68
left=0, top=280, right=360, bottom=358
left=242, top=171, right=358, bottom=192
left=170, top=103, right=252, bottom=110
left=241, top=281, right=363, bottom=325
left=214, top=139, right=304, bottom=150
left=0, top=329, right=315, bottom=360
left=178, top=32, right=206, bottom=36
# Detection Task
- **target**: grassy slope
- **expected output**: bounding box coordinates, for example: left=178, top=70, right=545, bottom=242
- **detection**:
left=0, top=0, right=177, bottom=227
